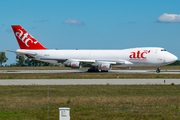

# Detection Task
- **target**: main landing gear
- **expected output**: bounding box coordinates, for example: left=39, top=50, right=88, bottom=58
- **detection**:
left=88, top=69, right=109, bottom=72
left=87, top=67, right=109, bottom=72
left=88, top=68, right=99, bottom=72
left=156, top=66, right=161, bottom=73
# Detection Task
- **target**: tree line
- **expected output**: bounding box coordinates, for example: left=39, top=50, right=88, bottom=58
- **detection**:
left=16, top=55, right=50, bottom=66
left=0, top=51, right=180, bottom=66
left=0, top=52, right=54, bottom=67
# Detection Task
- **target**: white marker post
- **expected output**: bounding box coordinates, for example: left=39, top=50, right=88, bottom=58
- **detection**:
left=59, top=108, right=70, bottom=120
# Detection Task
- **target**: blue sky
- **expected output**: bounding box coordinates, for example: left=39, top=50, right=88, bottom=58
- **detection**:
left=0, top=0, right=180, bottom=65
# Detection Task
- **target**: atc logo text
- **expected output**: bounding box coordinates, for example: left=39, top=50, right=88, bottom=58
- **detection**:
left=16, top=29, right=37, bottom=47
left=129, top=50, right=150, bottom=61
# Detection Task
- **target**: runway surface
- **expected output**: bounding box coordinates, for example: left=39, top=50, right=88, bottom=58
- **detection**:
left=0, top=70, right=180, bottom=73
left=0, top=79, right=179, bottom=85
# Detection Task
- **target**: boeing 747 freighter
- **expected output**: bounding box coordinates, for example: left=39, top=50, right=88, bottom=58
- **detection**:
left=7, top=25, right=178, bottom=73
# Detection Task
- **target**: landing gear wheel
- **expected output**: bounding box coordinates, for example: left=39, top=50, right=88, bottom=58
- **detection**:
left=101, top=70, right=108, bottom=72
left=88, top=69, right=99, bottom=72
left=156, top=67, right=160, bottom=73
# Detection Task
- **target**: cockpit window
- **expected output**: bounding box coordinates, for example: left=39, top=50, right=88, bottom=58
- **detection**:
left=161, top=49, right=166, bottom=51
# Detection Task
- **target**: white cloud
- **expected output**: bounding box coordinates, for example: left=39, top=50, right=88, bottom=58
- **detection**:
left=63, top=19, right=85, bottom=26
left=157, top=13, right=180, bottom=22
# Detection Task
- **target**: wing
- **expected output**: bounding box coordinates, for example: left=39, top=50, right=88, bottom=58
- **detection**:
left=38, top=58, right=133, bottom=68
left=37, top=57, right=133, bottom=67
left=61, top=59, right=133, bottom=68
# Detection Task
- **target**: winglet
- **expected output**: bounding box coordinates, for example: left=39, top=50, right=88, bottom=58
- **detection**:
left=11, top=25, right=48, bottom=50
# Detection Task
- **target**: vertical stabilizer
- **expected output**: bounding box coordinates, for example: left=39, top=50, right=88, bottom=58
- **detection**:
left=11, top=25, right=47, bottom=50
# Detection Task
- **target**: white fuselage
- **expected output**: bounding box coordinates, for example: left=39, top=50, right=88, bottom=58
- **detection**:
left=16, top=47, right=178, bottom=68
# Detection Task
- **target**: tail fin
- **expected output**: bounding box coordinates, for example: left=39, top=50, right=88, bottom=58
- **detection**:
left=11, top=25, right=47, bottom=50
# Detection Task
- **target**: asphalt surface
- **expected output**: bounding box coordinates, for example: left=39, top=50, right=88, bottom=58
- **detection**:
left=0, top=79, right=179, bottom=85
left=0, top=70, right=180, bottom=73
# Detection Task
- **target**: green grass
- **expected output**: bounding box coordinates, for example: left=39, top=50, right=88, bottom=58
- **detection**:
left=1, top=73, right=180, bottom=79
left=0, top=85, right=180, bottom=120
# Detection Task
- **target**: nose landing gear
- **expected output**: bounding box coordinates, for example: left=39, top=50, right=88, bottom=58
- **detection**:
left=156, top=66, right=161, bottom=73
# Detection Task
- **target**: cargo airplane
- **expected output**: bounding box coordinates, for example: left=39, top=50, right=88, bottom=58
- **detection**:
left=7, top=25, right=178, bottom=73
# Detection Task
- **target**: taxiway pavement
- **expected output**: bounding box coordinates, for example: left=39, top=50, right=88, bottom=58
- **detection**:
left=0, top=79, right=179, bottom=85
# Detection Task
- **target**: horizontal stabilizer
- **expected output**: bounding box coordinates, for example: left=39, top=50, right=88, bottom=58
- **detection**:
left=5, top=49, right=37, bottom=56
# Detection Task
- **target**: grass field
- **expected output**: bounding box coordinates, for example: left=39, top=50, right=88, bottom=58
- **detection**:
left=0, top=66, right=180, bottom=79
left=0, top=85, right=180, bottom=120
left=0, top=66, right=180, bottom=119
left=1, top=73, right=180, bottom=79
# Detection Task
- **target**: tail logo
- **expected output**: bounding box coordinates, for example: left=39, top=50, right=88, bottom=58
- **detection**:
left=15, top=29, right=37, bottom=47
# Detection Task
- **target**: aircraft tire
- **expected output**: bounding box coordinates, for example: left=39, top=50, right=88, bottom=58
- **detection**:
left=88, top=69, right=99, bottom=72
left=88, top=69, right=92, bottom=72
left=95, top=69, right=99, bottom=72
left=156, top=67, right=160, bottom=73
left=101, top=70, right=108, bottom=72
left=156, top=70, right=160, bottom=73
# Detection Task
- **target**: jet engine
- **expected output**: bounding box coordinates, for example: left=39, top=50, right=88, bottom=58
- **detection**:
left=70, top=62, right=82, bottom=68
left=100, top=64, right=112, bottom=71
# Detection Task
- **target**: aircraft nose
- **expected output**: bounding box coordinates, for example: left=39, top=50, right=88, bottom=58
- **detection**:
left=171, top=54, right=178, bottom=62
left=165, top=53, right=178, bottom=63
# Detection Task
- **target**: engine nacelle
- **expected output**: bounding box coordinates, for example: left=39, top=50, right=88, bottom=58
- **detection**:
left=100, top=64, right=111, bottom=70
left=70, top=62, right=82, bottom=68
